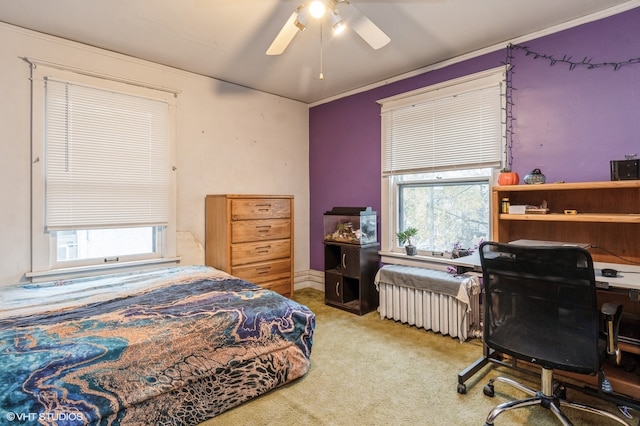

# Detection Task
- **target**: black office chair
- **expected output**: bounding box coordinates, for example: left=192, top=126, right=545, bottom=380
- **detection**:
left=479, top=241, right=629, bottom=426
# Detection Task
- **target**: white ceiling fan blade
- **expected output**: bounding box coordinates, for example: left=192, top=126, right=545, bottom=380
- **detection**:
left=339, top=4, right=390, bottom=50
left=266, top=11, right=300, bottom=55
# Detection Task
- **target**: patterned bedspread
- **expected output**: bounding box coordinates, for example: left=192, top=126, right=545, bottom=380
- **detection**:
left=0, top=266, right=315, bottom=425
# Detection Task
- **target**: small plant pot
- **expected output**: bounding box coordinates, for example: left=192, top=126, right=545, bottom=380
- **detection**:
left=405, top=245, right=417, bottom=256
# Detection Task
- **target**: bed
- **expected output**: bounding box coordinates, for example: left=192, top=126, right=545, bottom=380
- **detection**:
left=0, top=265, right=315, bottom=425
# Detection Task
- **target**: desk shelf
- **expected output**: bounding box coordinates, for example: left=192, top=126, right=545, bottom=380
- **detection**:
left=497, top=180, right=640, bottom=192
left=500, top=213, right=640, bottom=223
left=493, top=181, right=640, bottom=264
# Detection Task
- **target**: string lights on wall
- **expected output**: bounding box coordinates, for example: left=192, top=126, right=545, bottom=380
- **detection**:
left=509, top=43, right=640, bottom=71
left=502, top=43, right=640, bottom=172
left=503, top=46, right=516, bottom=171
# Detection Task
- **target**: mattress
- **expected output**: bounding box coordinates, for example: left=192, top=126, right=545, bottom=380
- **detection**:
left=0, top=266, right=315, bottom=425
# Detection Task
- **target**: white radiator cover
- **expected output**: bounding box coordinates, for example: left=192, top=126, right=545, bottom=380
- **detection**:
left=377, top=280, right=480, bottom=342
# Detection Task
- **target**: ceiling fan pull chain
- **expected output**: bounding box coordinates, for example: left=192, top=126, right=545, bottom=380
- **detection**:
left=319, top=19, right=324, bottom=80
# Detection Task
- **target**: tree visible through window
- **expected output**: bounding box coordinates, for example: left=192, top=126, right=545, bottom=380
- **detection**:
left=397, top=170, right=490, bottom=253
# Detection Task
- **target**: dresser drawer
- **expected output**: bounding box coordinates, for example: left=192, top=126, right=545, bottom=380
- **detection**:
left=231, top=198, right=291, bottom=220
left=232, top=259, right=291, bottom=284
left=231, top=219, right=291, bottom=243
left=231, top=239, right=291, bottom=266
left=257, top=278, right=293, bottom=296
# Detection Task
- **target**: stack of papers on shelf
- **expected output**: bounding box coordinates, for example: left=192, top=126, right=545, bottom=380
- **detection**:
left=524, top=207, right=549, bottom=214
left=507, top=205, right=549, bottom=214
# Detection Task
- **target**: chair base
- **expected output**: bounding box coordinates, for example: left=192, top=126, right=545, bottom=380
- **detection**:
left=484, top=368, right=630, bottom=426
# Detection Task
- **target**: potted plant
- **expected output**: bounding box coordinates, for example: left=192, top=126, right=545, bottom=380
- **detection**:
left=397, top=227, right=419, bottom=256
left=497, top=168, right=520, bottom=185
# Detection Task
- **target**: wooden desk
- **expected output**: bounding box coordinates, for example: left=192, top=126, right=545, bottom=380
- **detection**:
left=454, top=247, right=640, bottom=405
left=593, top=261, right=640, bottom=292
left=452, top=252, right=640, bottom=294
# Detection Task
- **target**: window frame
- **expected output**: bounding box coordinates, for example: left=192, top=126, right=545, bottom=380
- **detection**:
left=28, top=61, right=179, bottom=281
left=378, top=67, right=506, bottom=266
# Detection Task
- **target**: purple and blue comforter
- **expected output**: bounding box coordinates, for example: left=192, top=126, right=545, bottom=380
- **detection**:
left=0, top=266, right=315, bottom=425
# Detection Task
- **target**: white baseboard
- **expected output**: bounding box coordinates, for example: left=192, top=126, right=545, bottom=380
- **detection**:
left=294, top=269, right=324, bottom=292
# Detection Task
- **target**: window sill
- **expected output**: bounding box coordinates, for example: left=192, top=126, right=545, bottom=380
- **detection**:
left=26, top=257, right=181, bottom=282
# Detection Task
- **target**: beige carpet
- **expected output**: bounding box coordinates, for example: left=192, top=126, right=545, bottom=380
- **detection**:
left=201, top=288, right=633, bottom=425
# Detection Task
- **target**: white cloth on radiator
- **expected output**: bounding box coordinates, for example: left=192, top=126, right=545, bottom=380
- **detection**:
left=374, top=265, right=479, bottom=310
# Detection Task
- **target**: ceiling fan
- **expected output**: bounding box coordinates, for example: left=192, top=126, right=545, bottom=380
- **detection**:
left=266, top=0, right=390, bottom=55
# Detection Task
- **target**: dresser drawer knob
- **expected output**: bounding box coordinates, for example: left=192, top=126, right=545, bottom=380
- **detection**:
left=256, top=245, right=271, bottom=253
left=256, top=225, right=272, bottom=233
left=256, top=266, right=271, bottom=274
left=256, top=203, right=272, bottom=212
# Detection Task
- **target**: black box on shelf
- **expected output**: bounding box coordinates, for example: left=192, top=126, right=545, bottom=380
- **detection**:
left=611, top=159, right=640, bottom=180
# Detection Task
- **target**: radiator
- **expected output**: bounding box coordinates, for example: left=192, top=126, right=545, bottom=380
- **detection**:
left=375, top=266, right=481, bottom=342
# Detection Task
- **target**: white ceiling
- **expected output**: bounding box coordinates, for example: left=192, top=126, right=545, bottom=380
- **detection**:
left=0, top=0, right=637, bottom=104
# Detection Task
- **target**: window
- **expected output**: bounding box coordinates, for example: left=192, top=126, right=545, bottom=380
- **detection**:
left=55, top=228, right=156, bottom=262
left=378, top=67, right=505, bottom=258
left=396, top=169, right=491, bottom=254
left=29, top=62, right=178, bottom=278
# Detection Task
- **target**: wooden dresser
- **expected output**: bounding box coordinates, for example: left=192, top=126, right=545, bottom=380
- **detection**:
left=205, top=194, right=294, bottom=297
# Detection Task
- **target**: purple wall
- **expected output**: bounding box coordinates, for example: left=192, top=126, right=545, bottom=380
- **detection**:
left=510, top=12, right=640, bottom=181
left=309, top=7, right=640, bottom=271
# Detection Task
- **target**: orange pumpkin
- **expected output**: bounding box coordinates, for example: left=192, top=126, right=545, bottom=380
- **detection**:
left=498, top=171, right=520, bottom=185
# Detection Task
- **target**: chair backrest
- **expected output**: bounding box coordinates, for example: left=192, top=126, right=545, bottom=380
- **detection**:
left=480, top=241, right=600, bottom=374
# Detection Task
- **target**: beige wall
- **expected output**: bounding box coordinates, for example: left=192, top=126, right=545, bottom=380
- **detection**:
left=0, top=22, right=310, bottom=285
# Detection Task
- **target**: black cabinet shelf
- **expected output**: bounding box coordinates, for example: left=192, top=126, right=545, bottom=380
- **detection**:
left=324, top=242, right=379, bottom=315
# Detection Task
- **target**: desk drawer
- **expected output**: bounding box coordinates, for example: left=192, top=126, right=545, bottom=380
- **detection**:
left=231, top=219, right=291, bottom=243
left=231, top=198, right=291, bottom=220
left=231, top=239, right=290, bottom=266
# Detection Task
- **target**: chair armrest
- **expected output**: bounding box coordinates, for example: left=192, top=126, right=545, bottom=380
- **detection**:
left=601, top=302, right=623, bottom=366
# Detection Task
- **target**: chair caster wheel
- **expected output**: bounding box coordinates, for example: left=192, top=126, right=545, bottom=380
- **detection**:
left=457, top=383, right=467, bottom=394
left=483, top=380, right=495, bottom=397
left=553, top=382, right=566, bottom=399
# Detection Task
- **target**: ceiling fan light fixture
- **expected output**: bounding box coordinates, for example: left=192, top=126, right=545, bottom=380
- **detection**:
left=294, top=7, right=310, bottom=31
left=294, top=5, right=311, bottom=31
left=309, top=1, right=327, bottom=19
left=329, top=9, right=345, bottom=35
left=267, top=0, right=390, bottom=56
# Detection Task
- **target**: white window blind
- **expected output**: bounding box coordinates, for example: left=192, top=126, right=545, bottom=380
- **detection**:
left=380, top=68, right=504, bottom=176
left=45, top=78, right=170, bottom=230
